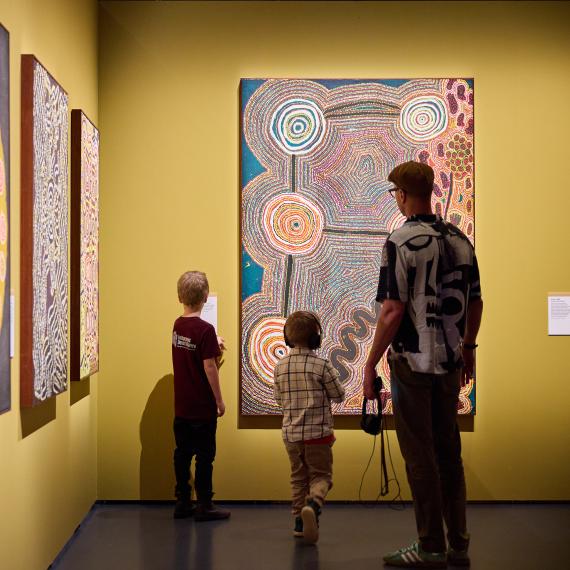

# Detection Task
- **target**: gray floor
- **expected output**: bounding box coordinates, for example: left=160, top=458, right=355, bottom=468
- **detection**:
left=51, top=503, right=569, bottom=569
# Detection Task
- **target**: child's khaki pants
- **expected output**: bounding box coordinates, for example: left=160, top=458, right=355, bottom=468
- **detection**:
left=284, top=441, right=333, bottom=515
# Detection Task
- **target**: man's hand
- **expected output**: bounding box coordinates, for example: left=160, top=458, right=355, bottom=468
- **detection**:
left=217, top=400, right=226, bottom=417
left=363, top=364, right=378, bottom=400
left=461, top=347, right=475, bottom=387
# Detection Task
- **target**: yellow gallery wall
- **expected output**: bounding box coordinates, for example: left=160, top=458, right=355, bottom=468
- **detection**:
left=0, top=1, right=98, bottom=569
left=98, top=1, right=570, bottom=502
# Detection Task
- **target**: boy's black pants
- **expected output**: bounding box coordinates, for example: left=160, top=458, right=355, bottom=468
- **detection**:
left=173, top=417, right=217, bottom=504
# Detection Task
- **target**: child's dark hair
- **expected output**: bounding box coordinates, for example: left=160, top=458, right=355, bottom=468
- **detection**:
left=284, top=311, right=322, bottom=349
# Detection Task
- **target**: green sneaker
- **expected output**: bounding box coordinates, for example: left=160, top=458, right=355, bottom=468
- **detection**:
left=383, top=541, right=447, bottom=568
left=447, top=548, right=470, bottom=566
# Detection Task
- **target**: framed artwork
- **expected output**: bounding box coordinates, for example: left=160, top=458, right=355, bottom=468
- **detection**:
left=240, top=78, right=475, bottom=416
left=70, top=110, right=99, bottom=381
left=20, top=55, right=69, bottom=407
left=0, top=24, right=9, bottom=414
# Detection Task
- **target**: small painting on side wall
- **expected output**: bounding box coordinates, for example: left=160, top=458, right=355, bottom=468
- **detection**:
left=0, top=24, right=10, bottom=414
left=20, top=55, right=69, bottom=407
left=240, top=78, right=475, bottom=416
left=71, top=110, right=100, bottom=381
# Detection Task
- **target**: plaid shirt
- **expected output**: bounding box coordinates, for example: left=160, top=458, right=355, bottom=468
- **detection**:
left=273, top=348, right=345, bottom=443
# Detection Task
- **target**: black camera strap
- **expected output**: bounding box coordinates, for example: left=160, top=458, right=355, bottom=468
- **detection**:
left=379, top=412, right=389, bottom=496
left=361, top=380, right=390, bottom=497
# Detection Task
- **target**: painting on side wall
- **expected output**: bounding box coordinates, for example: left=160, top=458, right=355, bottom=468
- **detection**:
left=20, top=55, right=69, bottom=407
left=0, top=24, right=10, bottom=414
left=71, top=110, right=99, bottom=381
left=240, top=78, right=475, bottom=416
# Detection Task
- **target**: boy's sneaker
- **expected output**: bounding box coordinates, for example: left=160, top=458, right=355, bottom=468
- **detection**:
left=383, top=541, right=447, bottom=568
left=301, top=499, right=321, bottom=544
left=447, top=548, right=470, bottom=566
left=173, top=499, right=195, bottom=519
left=293, top=516, right=303, bottom=537
left=194, top=502, right=231, bottom=522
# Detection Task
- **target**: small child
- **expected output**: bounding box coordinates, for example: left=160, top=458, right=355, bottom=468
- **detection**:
left=273, top=311, right=345, bottom=544
left=171, top=270, right=230, bottom=522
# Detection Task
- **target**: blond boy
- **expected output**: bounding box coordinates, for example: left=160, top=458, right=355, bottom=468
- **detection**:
left=172, top=271, right=230, bottom=521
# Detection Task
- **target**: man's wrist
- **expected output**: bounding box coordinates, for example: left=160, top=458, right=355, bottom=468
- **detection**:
left=463, top=343, right=478, bottom=350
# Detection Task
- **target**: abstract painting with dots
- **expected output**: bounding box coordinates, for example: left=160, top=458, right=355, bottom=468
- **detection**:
left=20, top=55, right=69, bottom=407
left=240, top=79, right=475, bottom=416
left=71, top=110, right=99, bottom=381
left=0, top=24, right=10, bottom=414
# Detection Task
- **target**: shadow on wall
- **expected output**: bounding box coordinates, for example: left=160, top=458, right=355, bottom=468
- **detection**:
left=21, top=397, right=56, bottom=438
left=70, top=377, right=91, bottom=405
left=140, top=374, right=176, bottom=500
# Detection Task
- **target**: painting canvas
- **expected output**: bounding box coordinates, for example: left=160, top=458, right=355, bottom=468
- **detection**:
left=240, top=78, right=475, bottom=416
left=0, top=24, right=10, bottom=414
left=71, top=110, right=99, bottom=381
left=20, top=55, right=69, bottom=406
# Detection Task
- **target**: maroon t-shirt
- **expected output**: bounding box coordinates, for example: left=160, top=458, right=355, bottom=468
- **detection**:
left=172, top=316, right=221, bottom=421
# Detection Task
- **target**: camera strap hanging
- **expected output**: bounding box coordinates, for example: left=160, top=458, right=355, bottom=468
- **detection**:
left=360, top=377, right=389, bottom=496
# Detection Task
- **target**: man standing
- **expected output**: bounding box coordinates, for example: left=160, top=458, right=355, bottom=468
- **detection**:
left=364, top=161, right=483, bottom=568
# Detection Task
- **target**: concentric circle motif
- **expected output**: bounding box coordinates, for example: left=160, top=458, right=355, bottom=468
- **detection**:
left=263, top=193, right=324, bottom=255
left=399, top=96, right=448, bottom=141
left=270, top=98, right=326, bottom=155
left=249, top=317, right=288, bottom=385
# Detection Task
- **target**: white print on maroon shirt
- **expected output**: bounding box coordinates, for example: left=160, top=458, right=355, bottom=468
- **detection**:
left=172, top=332, right=197, bottom=350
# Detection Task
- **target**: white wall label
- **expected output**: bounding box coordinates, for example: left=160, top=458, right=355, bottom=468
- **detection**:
left=548, top=293, right=570, bottom=336
left=202, top=293, right=218, bottom=332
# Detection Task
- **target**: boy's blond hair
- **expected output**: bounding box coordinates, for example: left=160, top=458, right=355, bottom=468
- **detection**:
left=177, top=271, right=209, bottom=307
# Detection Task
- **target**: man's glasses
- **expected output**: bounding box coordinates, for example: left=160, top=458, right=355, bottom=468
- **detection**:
left=388, top=187, right=402, bottom=197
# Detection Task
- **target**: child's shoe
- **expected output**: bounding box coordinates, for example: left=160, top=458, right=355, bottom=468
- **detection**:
left=301, top=499, right=321, bottom=544
left=194, top=502, right=231, bottom=522
left=293, top=516, right=303, bottom=537
left=383, top=540, right=447, bottom=568
left=173, top=498, right=195, bottom=519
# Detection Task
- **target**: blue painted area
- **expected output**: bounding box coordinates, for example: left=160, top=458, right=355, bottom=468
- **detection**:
left=241, top=79, right=266, bottom=107
left=240, top=80, right=267, bottom=188
left=315, top=79, right=410, bottom=90
left=241, top=246, right=264, bottom=301
left=466, top=78, right=474, bottom=89
left=241, top=131, right=266, bottom=189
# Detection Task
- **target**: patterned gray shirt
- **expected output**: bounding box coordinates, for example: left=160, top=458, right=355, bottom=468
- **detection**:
left=273, top=348, right=345, bottom=443
left=377, top=215, right=481, bottom=374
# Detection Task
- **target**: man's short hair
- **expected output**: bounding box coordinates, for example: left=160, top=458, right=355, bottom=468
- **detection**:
left=284, top=311, right=321, bottom=348
left=388, top=161, right=434, bottom=198
left=177, top=271, right=209, bottom=307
